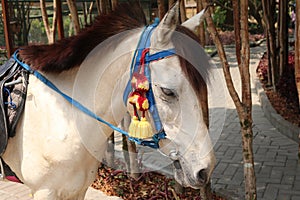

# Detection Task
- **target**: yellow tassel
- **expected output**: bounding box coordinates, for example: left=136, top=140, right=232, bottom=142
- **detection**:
left=136, top=117, right=153, bottom=139
left=128, top=116, right=139, bottom=137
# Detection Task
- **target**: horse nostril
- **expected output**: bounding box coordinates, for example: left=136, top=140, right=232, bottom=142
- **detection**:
left=197, top=169, right=208, bottom=184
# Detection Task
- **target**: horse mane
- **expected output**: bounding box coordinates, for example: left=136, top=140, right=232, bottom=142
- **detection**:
left=18, top=1, right=146, bottom=73
left=18, top=1, right=208, bottom=116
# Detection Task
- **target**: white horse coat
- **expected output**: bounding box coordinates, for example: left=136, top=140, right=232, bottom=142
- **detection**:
left=2, top=2, right=215, bottom=199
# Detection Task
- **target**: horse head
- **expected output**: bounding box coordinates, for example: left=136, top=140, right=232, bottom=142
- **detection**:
left=125, top=3, right=216, bottom=188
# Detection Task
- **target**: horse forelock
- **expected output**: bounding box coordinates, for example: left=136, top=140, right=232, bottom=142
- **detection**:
left=18, top=1, right=146, bottom=73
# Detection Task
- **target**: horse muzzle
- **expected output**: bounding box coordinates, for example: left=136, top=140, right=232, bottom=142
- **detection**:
left=158, top=138, right=212, bottom=188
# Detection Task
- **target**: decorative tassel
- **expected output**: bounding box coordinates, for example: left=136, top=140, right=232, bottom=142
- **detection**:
left=131, top=73, right=149, bottom=92
left=128, top=116, right=139, bottom=137
left=127, top=48, right=154, bottom=139
left=136, top=117, right=153, bottom=139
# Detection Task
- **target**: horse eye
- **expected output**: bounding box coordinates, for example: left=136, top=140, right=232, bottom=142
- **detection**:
left=161, top=87, right=175, bottom=96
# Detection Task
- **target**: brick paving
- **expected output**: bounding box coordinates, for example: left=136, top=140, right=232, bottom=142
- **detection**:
left=0, top=44, right=299, bottom=199
left=210, top=45, right=300, bottom=200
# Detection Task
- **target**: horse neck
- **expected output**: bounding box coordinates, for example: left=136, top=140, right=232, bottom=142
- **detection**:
left=66, top=29, right=143, bottom=131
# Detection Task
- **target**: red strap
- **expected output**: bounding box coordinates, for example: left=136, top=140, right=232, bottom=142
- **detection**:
left=139, top=48, right=150, bottom=74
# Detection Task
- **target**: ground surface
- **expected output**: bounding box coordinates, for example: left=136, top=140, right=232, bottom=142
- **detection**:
left=92, top=164, right=225, bottom=200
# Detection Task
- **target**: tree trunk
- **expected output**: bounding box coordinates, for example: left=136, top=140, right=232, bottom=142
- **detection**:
left=196, top=0, right=206, bottom=47
left=237, top=2, right=257, bottom=198
left=296, top=2, right=300, bottom=109
left=121, top=114, right=140, bottom=179
left=82, top=2, right=88, bottom=26
left=1, top=0, right=14, bottom=57
left=40, top=0, right=57, bottom=44
left=168, top=0, right=175, bottom=9
left=232, top=0, right=241, bottom=66
left=179, top=0, right=186, bottom=23
left=262, top=0, right=277, bottom=90
left=127, top=140, right=140, bottom=180
left=111, top=0, right=118, bottom=10
left=278, top=0, right=288, bottom=78
left=203, top=0, right=257, bottom=199
left=66, top=0, right=80, bottom=35
left=95, top=0, right=101, bottom=15
left=56, top=0, right=64, bottom=40
left=106, top=133, right=115, bottom=167
left=100, top=0, right=111, bottom=15
left=157, top=0, right=166, bottom=20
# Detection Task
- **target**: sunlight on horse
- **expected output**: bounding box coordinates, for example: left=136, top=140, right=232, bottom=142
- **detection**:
left=1, top=2, right=216, bottom=199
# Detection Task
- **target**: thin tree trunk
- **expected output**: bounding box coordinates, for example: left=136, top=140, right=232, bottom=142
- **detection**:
left=127, top=140, right=139, bottom=180
left=157, top=0, right=166, bottom=20
left=66, top=0, right=80, bottom=35
left=196, top=0, right=205, bottom=46
left=296, top=2, right=300, bottom=109
left=56, top=0, right=64, bottom=40
left=82, top=2, right=88, bottom=26
left=239, top=1, right=256, bottom=198
left=40, top=0, right=57, bottom=44
left=88, top=2, right=94, bottom=23
left=265, top=22, right=273, bottom=86
left=106, top=133, right=115, bottom=167
left=100, top=0, right=111, bottom=15
left=262, top=0, right=277, bottom=90
left=122, top=134, right=130, bottom=170
left=179, top=0, right=186, bottom=23
left=95, top=0, right=101, bottom=15
left=111, top=0, right=118, bottom=10
left=122, top=114, right=140, bottom=179
left=168, top=0, right=175, bottom=9
left=278, top=0, right=288, bottom=77
left=203, top=0, right=257, bottom=199
left=232, top=0, right=241, bottom=66
left=1, top=0, right=13, bottom=57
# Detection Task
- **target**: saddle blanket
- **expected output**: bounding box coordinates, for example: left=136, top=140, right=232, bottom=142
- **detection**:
left=0, top=57, right=29, bottom=156
left=0, top=57, right=29, bottom=183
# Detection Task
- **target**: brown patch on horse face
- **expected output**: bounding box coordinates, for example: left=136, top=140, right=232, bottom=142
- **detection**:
left=173, top=26, right=210, bottom=126
left=18, top=2, right=146, bottom=73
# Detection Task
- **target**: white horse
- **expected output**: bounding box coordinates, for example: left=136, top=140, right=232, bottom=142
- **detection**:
left=2, top=2, right=215, bottom=199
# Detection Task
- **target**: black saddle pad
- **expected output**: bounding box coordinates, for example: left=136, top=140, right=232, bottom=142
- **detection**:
left=0, top=58, right=29, bottom=156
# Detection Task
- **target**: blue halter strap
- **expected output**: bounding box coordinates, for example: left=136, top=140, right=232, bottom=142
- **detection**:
left=12, top=19, right=175, bottom=149
left=123, top=19, right=175, bottom=134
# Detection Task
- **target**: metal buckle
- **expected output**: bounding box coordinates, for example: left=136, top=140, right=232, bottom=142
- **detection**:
left=158, top=138, right=178, bottom=160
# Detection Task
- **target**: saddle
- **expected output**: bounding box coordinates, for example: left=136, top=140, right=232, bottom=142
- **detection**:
left=0, top=57, right=29, bottom=156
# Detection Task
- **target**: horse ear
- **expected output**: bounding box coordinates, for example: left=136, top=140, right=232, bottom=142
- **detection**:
left=152, top=2, right=179, bottom=48
left=181, top=8, right=207, bottom=31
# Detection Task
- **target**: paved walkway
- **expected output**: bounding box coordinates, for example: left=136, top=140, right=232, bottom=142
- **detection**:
left=210, top=45, right=300, bottom=200
left=0, top=44, right=299, bottom=199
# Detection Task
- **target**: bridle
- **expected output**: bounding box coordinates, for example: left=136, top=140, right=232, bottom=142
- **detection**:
left=12, top=19, right=179, bottom=159
left=123, top=18, right=176, bottom=148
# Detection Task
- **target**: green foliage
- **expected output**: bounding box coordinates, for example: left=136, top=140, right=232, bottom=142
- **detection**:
left=212, top=6, right=227, bottom=29
left=28, top=19, right=47, bottom=44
